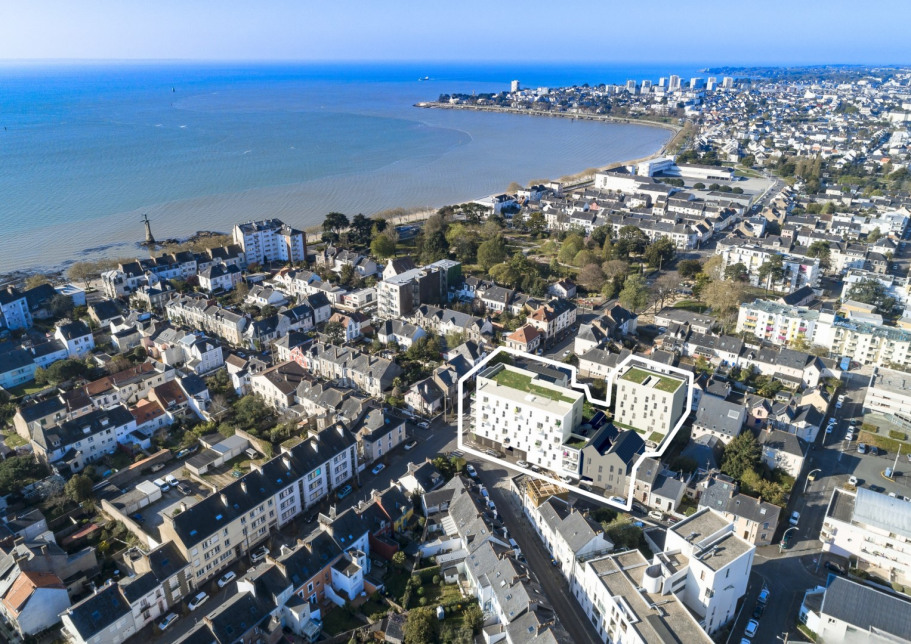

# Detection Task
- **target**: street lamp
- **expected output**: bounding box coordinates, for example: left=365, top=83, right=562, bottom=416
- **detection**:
left=779, top=526, right=798, bottom=554
left=804, top=469, right=821, bottom=494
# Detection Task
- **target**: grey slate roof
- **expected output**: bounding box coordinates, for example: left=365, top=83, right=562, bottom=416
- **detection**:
left=694, top=396, right=746, bottom=438
left=820, top=576, right=911, bottom=640
left=62, top=582, right=131, bottom=641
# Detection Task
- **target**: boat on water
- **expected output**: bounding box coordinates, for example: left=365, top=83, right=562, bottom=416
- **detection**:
left=418, top=76, right=430, bottom=81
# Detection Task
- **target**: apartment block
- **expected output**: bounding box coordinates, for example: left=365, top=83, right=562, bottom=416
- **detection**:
left=233, top=218, right=307, bottom=265
left=863, top=366, right=911, bottom=425
left=736, top=299, right=820, bottom=346
left=613, top=363, right=687, bottom=445
left=474, top=363, right=584, bottom=476
left=822, top=487, right=911, bottom=585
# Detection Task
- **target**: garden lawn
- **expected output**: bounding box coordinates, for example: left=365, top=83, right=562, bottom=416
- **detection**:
left=321, top=607, right=363, bottom=636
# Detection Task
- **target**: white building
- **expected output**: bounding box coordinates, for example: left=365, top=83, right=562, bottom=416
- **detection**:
left=736, top=299, right=820, bottom=346
left=53, top=320, right=94, bottom=358
left=821, top=487, right=911, bottom=585
left=717, top=243, right=820, bottom=291
left=0, top=286, right=33, bottom=330
left=474, top=363, right=583, bottom=476
left=863, top=367, right=911, bottom=425
left=233, top=218, right=307, bottom=265
left=614, top=363, right=687, bottom=445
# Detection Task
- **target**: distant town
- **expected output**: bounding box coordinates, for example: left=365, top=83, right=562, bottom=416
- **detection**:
left=2, top=64, right=911, bottom=644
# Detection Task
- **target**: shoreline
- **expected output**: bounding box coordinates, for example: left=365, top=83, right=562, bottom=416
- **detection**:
left=415, top=101, right=683, bottom=134
left=1, top=112, right=674, bottom=286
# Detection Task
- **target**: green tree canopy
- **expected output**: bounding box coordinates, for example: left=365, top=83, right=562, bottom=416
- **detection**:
left=404, top=608, right=438, bottom=644
left=644, top=237, right=676, bottom=268
left=847, top=277, right=895, bottom=313
left=721, top=431, right=761, bottom=481
left=723, top=262, right=749, bottom=282
left=619, top=273, right=649, bottom=312
left=370, top=233, right=397, bottom=259
left=65, top=473, right=94, bottom=503
left=806, top=240, right=831, bottom=269
left=677, top=259, right=702, bottom=279
left=477, top=236, right=507, bottom=271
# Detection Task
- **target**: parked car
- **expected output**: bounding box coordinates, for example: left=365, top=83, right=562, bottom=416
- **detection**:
left=758, top=588, right=770, bottom=604
left=176, top=482, right=192, bottom=495
left=165, top=474, right=179, bottom=486
left=188, top=592, right=208, bottom=611
left=781, top=531, right=794, bottom=549
left=371, top=464, right=386, bottom=475
left=745, top=619, right=759, bottom=638
left=404, top=440, right=418, bottom=451
left=150, top=463, right=166, bottom=473
left=825, top=561, right=846, bottom=575
left=516, top=460, right=529, bottom=468
left=752, top=603, right=765, bottom=619
left=417, top=421, right=429, bottom=429
left=648, top=510, right=664, bottom=521
left=465, top=464, right=477, bottom=478
left=848, top=475, right=858, bottom=486
left=131, top=513, right=144, bottom=524
left=337, top=485, right=353, bottom=499
left=250, top=546, right=269, bottom=563
left=609, top=496, right=626, bottom=506
left=858, top=443, right=867, bottom=454
left=789, top=511, right=800, bottom=526
left=158, top=613, right=178, bottom=631
left=153, top=478, right=170, bottom=493
left=217, top=571, right=237, bottom=588
left=838, top=394, right=846, bottom=403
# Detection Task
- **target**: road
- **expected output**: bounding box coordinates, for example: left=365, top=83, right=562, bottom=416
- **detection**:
left=473, top=457, right=602, bottom=644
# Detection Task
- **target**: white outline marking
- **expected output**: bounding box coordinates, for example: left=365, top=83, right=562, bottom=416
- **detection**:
left=457, top=346, right=693, bottom=510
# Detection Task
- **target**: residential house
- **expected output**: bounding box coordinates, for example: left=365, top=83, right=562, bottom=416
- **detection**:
left=0, top=570, right=69, bottom=638
left=505, top=324, right=542, bottom=354
left=31, top=405, right=139, bottom=473
left=54, top=321, right=94, bottom=358
left=697, top=474, right=781, bottom=547
left=251, top=361, right=311, bottom=411
left=757, top=427, right=806, bottom=477
left=799, top=576, right=911, bottom=644
left=291, top=342, right=402, bottom=397
left=351, top=409, right=406, bottom=463
left=691, top=396, right=746, bottom=445
left=0, top=287, right=32, bottom=330
left=580, top=427, right=644, bottom=496
left=404, top=378, right=444, bottom=418
left=197, top=263, right=243, bottom=293
left=375, top=319, right=425, bottom=348
left=233, top=219, right=306, bottom=265
left=526, top=299, right=577, bottom=343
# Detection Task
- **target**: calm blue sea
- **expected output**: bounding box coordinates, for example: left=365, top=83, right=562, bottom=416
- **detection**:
left=0, top=62, right=704, bottom=272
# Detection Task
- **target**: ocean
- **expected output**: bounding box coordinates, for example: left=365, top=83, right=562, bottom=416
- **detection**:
left=0, top=62, right=703, bottom=273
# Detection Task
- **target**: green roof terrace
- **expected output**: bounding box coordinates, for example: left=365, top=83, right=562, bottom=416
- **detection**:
left=489, top=366, right=580, bottom=404
left=620, top=366, right=684, bottom=393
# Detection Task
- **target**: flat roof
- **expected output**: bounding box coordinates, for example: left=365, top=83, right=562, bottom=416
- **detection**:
left=479, top=364, right=581, bottom=408
left=620, top=366, right=684, bottom=393
left=871, top=367, right=911, bottom=398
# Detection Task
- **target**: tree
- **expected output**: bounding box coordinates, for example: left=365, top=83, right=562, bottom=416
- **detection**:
left=324, top=321, right=346, bottom=346
left=43, top=358, right=89, bottom=385
left=866, top=227, right=883, bottom=243
left=590, top=225, right=612, bottom=249
left=723, top=262, right=749, bottom=282
left=65, top=473, right=94, bottom=503
left=619, top=273, right=649, bottom=313
left=24, top=274, right=50, bottom=289
left=68, top=262, right=98, bottom=288
left=404, top=609, right=438, bottom=644
left=650, top=272, right=679, bottom=311
left=477, top=236, right=507, bottom=271
left=370, top=233, right=396, bottom=259
left=693, top=182, right=706, bottom=190
left=806, top=240, right=831, bottom=270
left=615, top=225, right=649, bottom=256
left=577, top=263, right=606, bottom=293
left=601, top=515, right=644, bottom=550
left=322, top=212, right=349, bottom=241
left=0, top=456, right=49, bottom=496
left=847, top=277, right=895, bottom=313
left=462, top=603, right=484, bottom=634
left=721, top=431, right=761, bottom=481
left=349, top=213, right=373, bottom=247
left=677, top=259, right=702, bottom=279
left=757, top=254, right=785, bottom=289
left=702, top=279, right=745, bottom=317
left=419, top=230, right=449, bottom=265
left=525, top=211, right=547, bottom=236
left=558, top=233, right=585, bottom=264
left=643, top=237, right=676, bottom=268
left=392, top=551, right=407, bottom=568
left=572, top=249, right=598, bottom=268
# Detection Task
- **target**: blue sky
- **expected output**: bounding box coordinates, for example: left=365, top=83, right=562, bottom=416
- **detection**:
left=1, top=0, right=909, bottom=64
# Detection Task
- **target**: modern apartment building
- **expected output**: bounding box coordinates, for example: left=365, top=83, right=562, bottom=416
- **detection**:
left=0, top=286, right=33, bottom=330
left=232, top=218, right=307, bottom=265
left=863, top=366, right=911, bottom=424
left=613, top=363, right=687, bottom=445
left=474, top=363, right=584, bottom=477
left=717, top=243, right=820, bottom=291
left=822, top=487, right=911, bottom=585
left=736, top=299, right=820, bottom=346
left=376, top=265, right=447, bottom=318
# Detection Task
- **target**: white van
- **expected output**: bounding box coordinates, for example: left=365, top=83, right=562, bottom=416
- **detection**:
left=153, top=478, right=170, bottom=493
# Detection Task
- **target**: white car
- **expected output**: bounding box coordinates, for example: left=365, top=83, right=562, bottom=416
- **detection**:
left=417, top=421, right=429, bottom=429
left=165, top=474, right=179, bottom=486
left=745, top=619, right=759, bottom=638
left=153, top=478, right=170, bottom=493
left=404, top=440, right=418, bottom=451
left=516, top=460, right=529, bottom=468
left=466, top=464, right=477, bottom=478
left=158, top=613, right=178, bottom=631
left=188, top=591, right=208, bottom=611
left=858, top=443, right=867, bottom=454
left=250, top=545, right=269, bottom=563
left=838, top=394, right=846, bottom=402
left=217, top=571, right=236, bottom=588
left=371, top=464, right=385, bottom=475
left=848, top=475, right=858, bottom=486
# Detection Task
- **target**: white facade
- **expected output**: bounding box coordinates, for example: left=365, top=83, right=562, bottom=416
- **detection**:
left=863, top=366, right=911, bottom=424
left=0, top=287, right=33, bottom=330
left=718, top=244, right=820, bottom=291
left=736, top=299, right=819, bottom=346
left=474, top=363, right=583, bottom=475
left=821, top=488, right=911, bottom=585
left=233, top=218, right=306, bottom=265
left=614, top=364, right=687, bottom=444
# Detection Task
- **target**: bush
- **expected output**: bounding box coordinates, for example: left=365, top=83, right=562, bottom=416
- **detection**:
left=417, top=587, right=425, bottom=597
left=889, top=430, right=907, bottom=441
left=419, top=597, right=427, bottom=606
left=432, top=575, right=440, bottom=584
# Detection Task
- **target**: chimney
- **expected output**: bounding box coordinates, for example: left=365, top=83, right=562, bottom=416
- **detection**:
left=282, top=457, right=291, bottom=470
left=180, top=502, right=188, bottom=513
left=241, top=481, right=247, bottom=493
left=220, top=493, right=228, bottom=506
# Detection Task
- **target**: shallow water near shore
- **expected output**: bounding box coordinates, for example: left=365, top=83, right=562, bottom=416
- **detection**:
left=0, top=62, right=689, bottom=273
